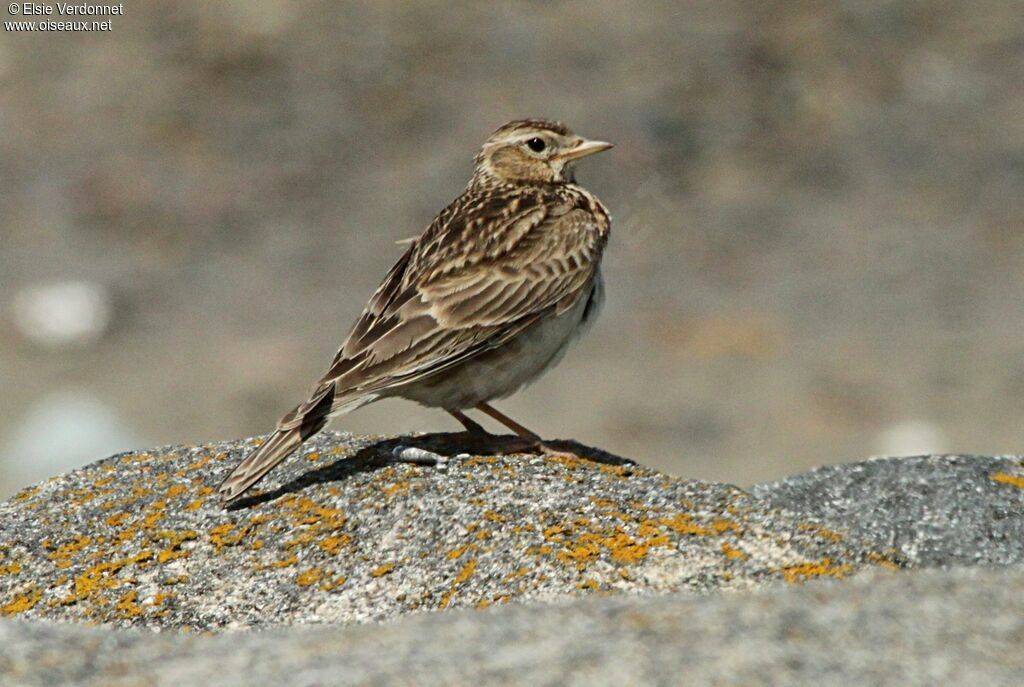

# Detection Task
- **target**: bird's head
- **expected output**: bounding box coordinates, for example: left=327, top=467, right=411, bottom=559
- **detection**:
left=471, top=119, right=613, bottom=187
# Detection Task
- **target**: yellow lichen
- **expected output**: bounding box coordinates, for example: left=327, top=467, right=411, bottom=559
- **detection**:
left=256, top=555, right=298, bottom=570
left=555, top=541, right=601, bottom=566
left=115, top=591, right=143, bottom=618
left=990, top=472, right=1024, bottom=489
left=603, top=532, right=649, bottom=564
left=865, top=552, right=901, bottom=571
left=57, top=550, right=153, bottom=606
left=1, top=586, right=42, bottom=615
left=209, top=522, right=253, bottom=552
left=319, top=574, right=347, bottom=591
left=295, top=568, right=324, bottom=587
left=166, top=484, right=188, bottom=498
left=318, top=535, right=352, bottom=556
left=454, top=559, right=477, bottom=585
left=382, top=481, right=411, bottom=497
left=781, top=558, right=852, bottom=584
left=371, top=563, right=395, bottom=578
left=503, top=567, right=530, bottom=582
left=658, top=514, right=713, bottom=537
left=798, top=523, right=843, bottom=542
left=14, top=486, right=41, bottom=502
left=577, top=579, right=599, bottom=591
left=447, top=544, right=476, bottom=560
left=721, top=543, right=748, bottom=560
left=155, top=529, right=198, bottom=564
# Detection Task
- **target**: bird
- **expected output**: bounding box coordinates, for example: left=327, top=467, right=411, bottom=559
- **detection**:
left=218, top=118, right=613, bottom=504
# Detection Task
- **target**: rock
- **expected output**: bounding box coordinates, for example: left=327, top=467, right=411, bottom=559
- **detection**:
left=0, top=432, right=894, bottom=629
left=0, top=567, right=1021, bottom=687
left=752, top=455, right=1024, bottom=566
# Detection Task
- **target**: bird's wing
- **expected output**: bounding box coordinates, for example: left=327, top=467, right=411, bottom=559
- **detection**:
left=317, top=186, right=609, bottom=403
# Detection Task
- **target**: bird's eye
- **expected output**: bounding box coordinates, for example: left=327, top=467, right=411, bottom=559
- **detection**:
left=525, top=137, right=546, bottom=153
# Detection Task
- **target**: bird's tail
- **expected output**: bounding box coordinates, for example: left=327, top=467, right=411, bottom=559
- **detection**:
left=217, top=382, right=335, bottom=504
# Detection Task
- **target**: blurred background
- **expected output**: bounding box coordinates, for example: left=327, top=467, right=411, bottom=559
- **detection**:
left=2, top=0, right=1023, bottom=497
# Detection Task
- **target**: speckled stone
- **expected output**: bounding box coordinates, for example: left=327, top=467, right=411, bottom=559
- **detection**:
left=1, top=567, right=1022, bottom=687
left=0, top=432, right=893, bottom=628
left=752, top=455, right=1024, bottom=566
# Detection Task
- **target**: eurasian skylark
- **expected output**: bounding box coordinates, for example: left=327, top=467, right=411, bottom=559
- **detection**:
left=218, top=119, right=613, bottom=503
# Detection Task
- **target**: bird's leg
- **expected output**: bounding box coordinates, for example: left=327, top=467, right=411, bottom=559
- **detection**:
left=474, top=403, right=541, bottom=442
left=473, top=403, right=577, bottom=459
left=447, top=409, right=489, bottom=438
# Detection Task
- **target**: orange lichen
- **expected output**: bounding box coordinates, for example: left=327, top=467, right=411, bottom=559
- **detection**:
left=161, top=575, right=188, bottom=586
left=318, top=535, right=352, bottom=556
left=277, top=496, right=347, bottom=530
left=115, top=591, right=143, bottom=618
left=295, top=568, right=324, bottom=587
left=555, top=540, right=601, bottom=566
left=209, top=522, right=254, bottom=552
left=990, top=472, right=1024, bottom=489
left=798, top=523, right=843, bottom=542
left=721, top=543, right=748, bottom=560
left=658, top=514, right=713, bottom=536
left=577, top=579, right=599, bottom=591
left=14, top=486, right=41, bottom=501
left=284, top=532, right=317, bottom=549
left=1, top=586, right=42, bottom=615
left=0, top=562, right=22, bottom=576
left=382, top=481, right=412, bottom=497
left=636, top=520, right=671, bottom=546
left=865, top=552, right=901, bottom=571
left=155, top=530, right=198, bottom=563
left=543, top=525, right=567, bottom=541
left=319, top=574, right=347, bottom=592
left=503, top=567, right=530, bottom=582
left=454, top=559, right=477, bottom=585
left=711, top=519, right=741, bottom=534
left=184, top=499, right=205, bottom=511
left=447, top=544, right=476, bottom=560
left=47, top=535, right=93, bottom=568
left=256, top=555, right=298, bottom=570
left=151, top=592, right=174, bottom=606
left=57, top=550, right=153, bottom=606
left=602, top=532, right=650, bottom=564
left=371, top=563, right=395, bottom=578
left=781, top=558, right=852, bottom=584
left=186, top=456, right=213, bottom=470
left=165, top=484, right=188, bottom=498
left=306, top=452, right=321, bottom=462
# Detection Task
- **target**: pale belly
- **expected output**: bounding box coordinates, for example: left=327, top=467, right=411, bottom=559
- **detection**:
left=395, top=274, right=604, bottom=410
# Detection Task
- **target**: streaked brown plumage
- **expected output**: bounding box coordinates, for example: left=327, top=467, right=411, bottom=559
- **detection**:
left=218, top=119, right=613, bottom=503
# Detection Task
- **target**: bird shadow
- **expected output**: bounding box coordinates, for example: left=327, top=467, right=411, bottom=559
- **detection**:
left=226, top=432, right=636, bottom=510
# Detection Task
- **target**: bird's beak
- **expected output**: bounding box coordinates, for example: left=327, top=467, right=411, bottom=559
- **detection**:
left=558, top=138, right=614, bottom=162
